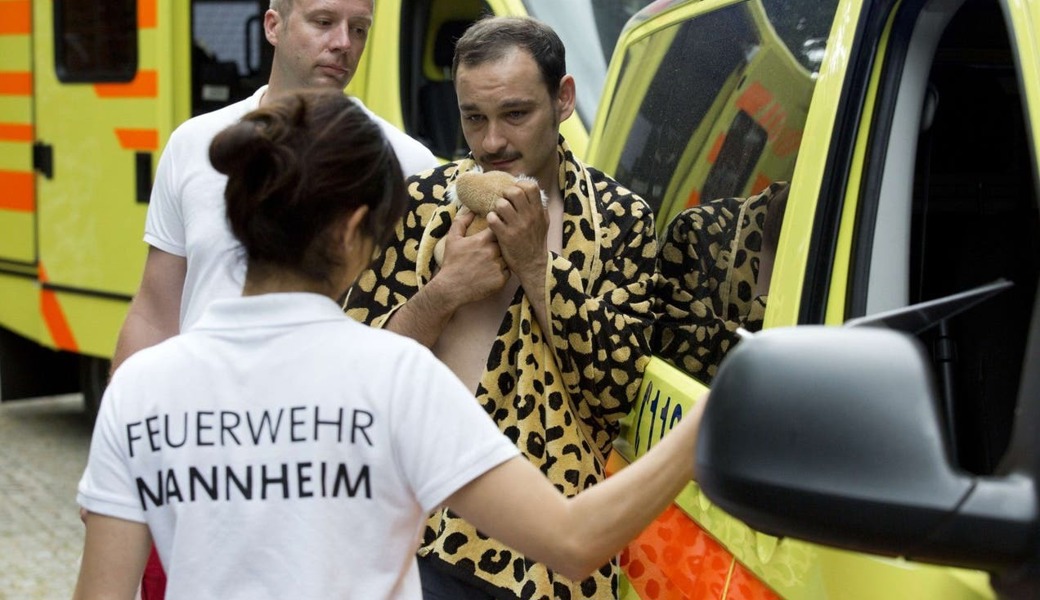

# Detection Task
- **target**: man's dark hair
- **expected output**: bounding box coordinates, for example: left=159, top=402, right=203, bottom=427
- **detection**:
left=452, top=16, right=566, bottom=99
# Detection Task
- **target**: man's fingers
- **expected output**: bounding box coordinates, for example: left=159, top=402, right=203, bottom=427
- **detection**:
left=450, top=210, right=475, bottom=236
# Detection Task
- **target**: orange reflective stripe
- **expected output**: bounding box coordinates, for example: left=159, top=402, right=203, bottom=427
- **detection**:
left=735, top=81, right=772, bottom=117
left=620, top=505, right=731, bottom=599
left=707, top=133, right=726, bottom=164
left=751, top=174, right=772, bottom=196
left=138, top=0, right=157, bottom=28
left=685, top=188, right=701, bottom=209
left=37, top=265, right=79, bottom=352
left=0, top=123, right=32, bottom=142
left=0, top=0, right=31, bottom=34
left=725, top=564, right=781, bottom=600
left=94, top=70, right=157, bottom=98
left=115, top=128, right=159, bottom=151
left=0, top=71, right=32, bottom=95
left=0, top=170, right=34, bottom=211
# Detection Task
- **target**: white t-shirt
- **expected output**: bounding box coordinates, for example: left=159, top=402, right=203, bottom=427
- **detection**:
left=78, top=293, right=518, bottom=600
left=144, top=87, right=439, bottom=331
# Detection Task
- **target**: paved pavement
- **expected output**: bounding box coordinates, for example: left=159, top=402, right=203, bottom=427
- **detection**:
left=0, top=394, right=93, bottom=600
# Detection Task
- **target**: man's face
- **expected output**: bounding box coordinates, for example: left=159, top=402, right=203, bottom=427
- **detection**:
left=265, top=0, right=373, bottom=90
left=455, top=48, right=574, bottom=192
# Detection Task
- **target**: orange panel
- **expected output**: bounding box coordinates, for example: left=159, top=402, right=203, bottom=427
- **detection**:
left=707, top=133, right=726, bottom=164
left=724, top=563, right=780, bottom=600
left=685, top=189, right=701, bottom=209
left=734, top=81, right=772, bottom=117
left=115, top=128, right=159, bottom=151
left=38, top=265, right=79, bottom=352
left=620, top=505, right=730, bottom=600
left=0, top=0, right=31, bottom=34
left=94, top=70, right=158, bottom=98
left=751, top=174, right=772, bottom=196
left=0, top=123, right=32, bottom=142
left=0, top=71, right=32, bottom=95
left=0, top=170, right=34, bottom=211
left=138, top=0, right=157, bottom=28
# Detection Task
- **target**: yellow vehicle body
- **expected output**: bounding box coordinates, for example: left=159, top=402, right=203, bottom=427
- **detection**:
left=0, top=0, right=643, bottom=405
left=0, top=0, right=190, bottom=402
left=591, top=0, right=1040, bottom=597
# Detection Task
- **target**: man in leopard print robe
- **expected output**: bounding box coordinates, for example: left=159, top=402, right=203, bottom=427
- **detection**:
left=345, top=16, right=657, bottom=600
left=654, top=181, right=790, bottom=384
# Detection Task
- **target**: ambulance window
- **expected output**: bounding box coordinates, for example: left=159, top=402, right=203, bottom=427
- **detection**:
left=602, top=0, right=839, bottom=224
left=191, top=0, right=270, bottom=116
left=55, top=0, right=137, bottom=82
left=610, top=4, right=758, bottom=215
left=854, top=0, right=1039, bottom=475
left=760, top=0, right=834, bottom=72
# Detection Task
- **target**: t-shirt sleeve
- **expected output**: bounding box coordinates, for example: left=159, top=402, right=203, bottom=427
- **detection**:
left=143, top=128, right=187, bottom=257
left=389, top=346, right=519, bottom=513
left=76, top=381, right=148, bottom=523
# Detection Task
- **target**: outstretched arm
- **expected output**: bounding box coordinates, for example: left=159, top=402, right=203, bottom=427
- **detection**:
left=446, top=393, right=707, bottom=582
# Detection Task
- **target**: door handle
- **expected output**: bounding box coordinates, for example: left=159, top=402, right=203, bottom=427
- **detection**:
left=33, top=142, right=53, bottom=179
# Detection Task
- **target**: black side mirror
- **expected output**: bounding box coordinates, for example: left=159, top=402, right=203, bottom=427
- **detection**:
left=696, top=325, right=1036, bottom=574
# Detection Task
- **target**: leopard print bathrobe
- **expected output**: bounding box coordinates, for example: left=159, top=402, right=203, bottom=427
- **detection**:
left=346, top=138, right=657, bottom=599
left=653, top=182, right=789, bottom=384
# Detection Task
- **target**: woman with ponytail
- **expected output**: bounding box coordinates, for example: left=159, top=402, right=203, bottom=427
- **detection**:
left=72, top=89, right=706, bottom=600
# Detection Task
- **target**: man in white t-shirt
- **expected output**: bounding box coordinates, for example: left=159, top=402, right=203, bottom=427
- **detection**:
left=111, top=0, right=437, bottom=367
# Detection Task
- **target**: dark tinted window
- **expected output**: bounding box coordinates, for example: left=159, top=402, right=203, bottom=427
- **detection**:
left=611, top=5, right=758, bottom=215
left=761, top=0, right=834, bottom=72
left=905, top=0, right=1038, bottom=475
left=191, top=0, right=270, bottom=116
left=55, top=0, right=137, bottom=82
left=600, top=0, right=839, bottom=233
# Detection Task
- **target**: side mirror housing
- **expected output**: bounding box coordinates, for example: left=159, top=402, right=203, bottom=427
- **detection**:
left=696, top=326, right=1036, bottom=572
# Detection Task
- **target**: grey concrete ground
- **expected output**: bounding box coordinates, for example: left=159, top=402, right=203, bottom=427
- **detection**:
left=0, top=394, right=93, bottom=600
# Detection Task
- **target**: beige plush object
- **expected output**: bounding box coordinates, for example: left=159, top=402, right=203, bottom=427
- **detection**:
left=434, top=168, right=546, bottom=265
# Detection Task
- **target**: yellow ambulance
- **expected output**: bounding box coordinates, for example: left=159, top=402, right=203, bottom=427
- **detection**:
left=589, top=0, right=1039, bottom=597
left=0, top=0, right=646, bottom=412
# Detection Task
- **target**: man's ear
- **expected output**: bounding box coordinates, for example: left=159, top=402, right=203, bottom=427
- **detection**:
left=264, top=9, right=281, bottom=46
left=555, top=75, right=576, bottom=123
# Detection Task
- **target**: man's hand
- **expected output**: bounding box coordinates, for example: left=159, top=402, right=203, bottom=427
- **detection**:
left=486, top=180, right=551, bottom=333
left=385, top=212, right=512, bottom=348
left=486, top=180, right=549, bottom=289
left=434, top=211, right=511, bottom=306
